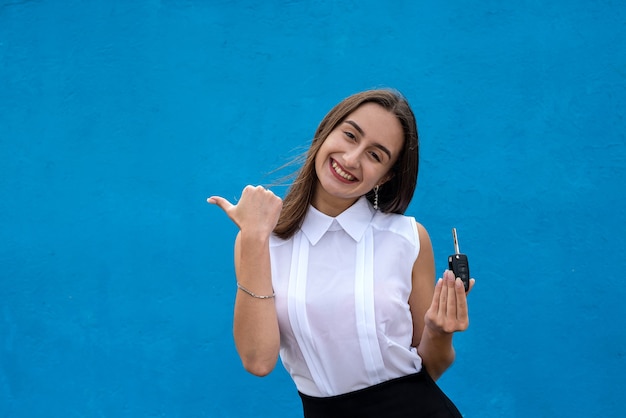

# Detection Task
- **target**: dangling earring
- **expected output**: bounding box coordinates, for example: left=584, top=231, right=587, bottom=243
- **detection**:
left=373, top=185, right=380, bottom=210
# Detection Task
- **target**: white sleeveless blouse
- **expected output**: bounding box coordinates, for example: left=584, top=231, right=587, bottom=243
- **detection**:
left=269, top=197, right=423, bottom=397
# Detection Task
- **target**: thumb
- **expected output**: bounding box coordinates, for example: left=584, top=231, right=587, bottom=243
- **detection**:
left=207, top=196, right=234, bottom=213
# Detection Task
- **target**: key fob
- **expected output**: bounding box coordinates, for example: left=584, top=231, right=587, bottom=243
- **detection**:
left=448, top=228, right=470, bottom=292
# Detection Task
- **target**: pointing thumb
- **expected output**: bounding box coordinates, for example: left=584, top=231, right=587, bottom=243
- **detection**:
left=207, top=196, right=234, bottom=213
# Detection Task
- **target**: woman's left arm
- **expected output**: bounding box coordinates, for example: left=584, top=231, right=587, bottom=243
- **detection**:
left=409, top=222, right=475, bottom=381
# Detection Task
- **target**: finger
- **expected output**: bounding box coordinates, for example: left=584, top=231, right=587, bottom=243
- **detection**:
left=436, top=270, right=450, bottom=315
left=466, top=278, right=476, bottom=295
left=242, top=185, right=275, bottom=202
left=430, top=278, right=443, bottom=313
left=445, top=274, right=457, bottom=318
left=242, top=184, right=258, bottom=195
left=438, top=273, right=452, bottom=316
left=207, top=196, right=234, bottom=213
left=264, top=187, right=278, bottom=197
left=454, top=277, right=468, bottom=320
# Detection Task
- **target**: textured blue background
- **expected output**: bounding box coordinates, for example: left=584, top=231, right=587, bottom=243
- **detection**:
left=1, top=1, right=625, bottom=417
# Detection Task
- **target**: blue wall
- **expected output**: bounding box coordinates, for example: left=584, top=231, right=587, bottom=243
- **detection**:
left=1, top=1, right=625, bottom=416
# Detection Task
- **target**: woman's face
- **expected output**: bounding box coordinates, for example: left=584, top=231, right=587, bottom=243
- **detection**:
left=313, top=102, right=404, bottom=216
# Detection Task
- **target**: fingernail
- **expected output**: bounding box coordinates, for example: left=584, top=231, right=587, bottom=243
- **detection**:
left=455, top=278, right=462, bottom=288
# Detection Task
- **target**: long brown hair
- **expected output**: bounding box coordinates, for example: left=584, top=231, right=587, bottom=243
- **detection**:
left=273, top=89, right=419, bottom=240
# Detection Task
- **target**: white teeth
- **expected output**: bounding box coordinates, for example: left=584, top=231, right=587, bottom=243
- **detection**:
left=332, top=161, right=355, bottom=181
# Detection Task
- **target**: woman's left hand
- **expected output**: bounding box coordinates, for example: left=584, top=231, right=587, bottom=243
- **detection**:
left=424, top=270, right=475, bottom=335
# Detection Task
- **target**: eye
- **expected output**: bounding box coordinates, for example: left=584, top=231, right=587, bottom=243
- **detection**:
left=369, top=151, right=382, bottom=162
left=344, top=131, right=356, bottom=141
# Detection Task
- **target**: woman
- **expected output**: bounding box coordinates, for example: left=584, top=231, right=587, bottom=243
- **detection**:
left=208, top=89, right=475, bottom=417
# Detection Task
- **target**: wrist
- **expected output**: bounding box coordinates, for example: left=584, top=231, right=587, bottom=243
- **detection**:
left=239, top=229, right=272, bottom=245
left=422, top=323, right=454, bottom=342
left=237, top=282, right=275, bottom=299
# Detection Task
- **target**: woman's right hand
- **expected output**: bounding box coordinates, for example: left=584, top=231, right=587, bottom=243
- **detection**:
left=209, top=186, right=282, bottom=376
left=208, top=185, right=283, bottom=236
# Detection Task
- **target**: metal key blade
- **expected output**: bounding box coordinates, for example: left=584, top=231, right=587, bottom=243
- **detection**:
left=452, top=228, right=460, bottom=254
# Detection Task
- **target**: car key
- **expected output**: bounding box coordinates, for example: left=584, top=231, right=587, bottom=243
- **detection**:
left=448, top=228, right=470, bottom=292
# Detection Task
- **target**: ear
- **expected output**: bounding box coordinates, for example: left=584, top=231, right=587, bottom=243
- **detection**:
left=378, top=171, right=395, bottom=187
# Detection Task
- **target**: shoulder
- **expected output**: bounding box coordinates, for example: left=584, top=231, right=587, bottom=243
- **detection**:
left=372, top=211, right=420, bottom=246
left=413, top=221, right=432, bottom=251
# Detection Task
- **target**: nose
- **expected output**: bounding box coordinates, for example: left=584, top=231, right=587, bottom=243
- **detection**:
left=343, top=148, right=361, bottom=169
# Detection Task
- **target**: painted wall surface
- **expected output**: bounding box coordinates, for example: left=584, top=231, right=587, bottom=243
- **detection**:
left=1, top=1, right=625, bottom=416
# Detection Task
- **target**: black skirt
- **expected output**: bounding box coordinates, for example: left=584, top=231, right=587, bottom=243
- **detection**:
left=298, top=369, right=462, bottom=418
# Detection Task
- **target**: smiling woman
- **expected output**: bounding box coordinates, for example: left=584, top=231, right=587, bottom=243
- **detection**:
left=274, top=90, right=420, bottom=240
left=313, top=102, right=404, bottom=216
left=208, top=89, right=475, bottom=417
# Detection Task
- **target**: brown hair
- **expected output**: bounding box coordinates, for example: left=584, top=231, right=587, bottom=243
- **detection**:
left=273, top=89, right=419, bottom=239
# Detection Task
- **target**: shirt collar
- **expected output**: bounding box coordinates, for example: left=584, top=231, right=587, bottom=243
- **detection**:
left=301, top=196, right=375, bottom=245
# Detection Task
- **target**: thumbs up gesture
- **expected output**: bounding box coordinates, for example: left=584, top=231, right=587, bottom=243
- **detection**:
left=208, top=185, right=283, bottom=237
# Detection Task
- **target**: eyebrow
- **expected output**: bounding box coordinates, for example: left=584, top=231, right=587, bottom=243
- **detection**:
left=345, top=120, right=392, bottom=160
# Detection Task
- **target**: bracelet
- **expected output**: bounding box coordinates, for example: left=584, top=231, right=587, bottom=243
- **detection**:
left=237, top=282, right=275, bottom=299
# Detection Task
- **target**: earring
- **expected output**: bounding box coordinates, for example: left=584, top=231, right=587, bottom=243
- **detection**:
left=373, top=185, right=379, bottom=210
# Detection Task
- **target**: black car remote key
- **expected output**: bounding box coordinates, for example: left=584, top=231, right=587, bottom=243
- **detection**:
left=448, top=228, right=470, bottom=292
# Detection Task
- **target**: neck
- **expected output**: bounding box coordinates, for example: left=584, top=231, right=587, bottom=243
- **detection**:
left=311, top=186, right=358, bottom=217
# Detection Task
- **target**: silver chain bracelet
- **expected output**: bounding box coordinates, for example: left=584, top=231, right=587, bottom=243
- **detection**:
left=237, top=282, right=275, bottom=299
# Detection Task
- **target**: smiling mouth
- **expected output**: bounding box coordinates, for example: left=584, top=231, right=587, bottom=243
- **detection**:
left=331, top=159, right=357, bottom=182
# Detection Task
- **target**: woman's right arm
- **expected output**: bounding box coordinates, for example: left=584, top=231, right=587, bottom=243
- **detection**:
left=208, top=185, right=283, bottom=376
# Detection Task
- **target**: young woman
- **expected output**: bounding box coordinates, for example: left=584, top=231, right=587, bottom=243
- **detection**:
left=208, top=89, right=475, bottom=417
